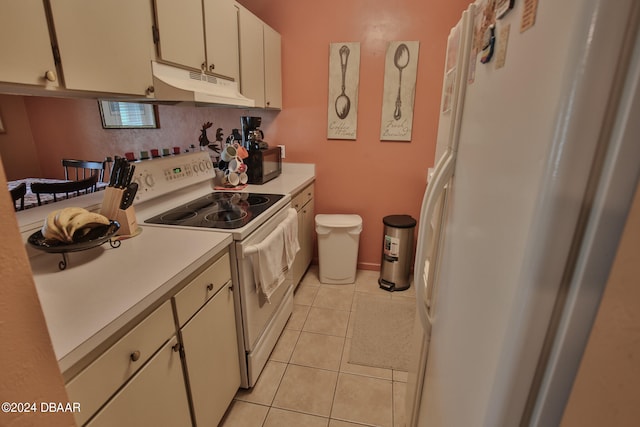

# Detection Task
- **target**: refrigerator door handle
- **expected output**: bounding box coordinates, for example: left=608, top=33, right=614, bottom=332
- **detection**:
left=414, top=152, right=455, bottom=330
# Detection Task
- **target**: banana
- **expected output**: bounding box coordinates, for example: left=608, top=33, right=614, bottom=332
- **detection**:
left=55, top=207, right=89, bottom=241
left=65, top=212, right=110, bottom=242
left=42, top=209, right=65, bottom=241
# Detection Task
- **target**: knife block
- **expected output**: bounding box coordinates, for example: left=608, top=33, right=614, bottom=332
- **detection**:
left=100, top=187, right=138, bottom=236
left=112, top=207, right=138, bottom=237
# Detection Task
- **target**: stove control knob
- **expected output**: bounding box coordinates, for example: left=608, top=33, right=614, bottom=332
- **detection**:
left=144, top=174, right=155, bottom=187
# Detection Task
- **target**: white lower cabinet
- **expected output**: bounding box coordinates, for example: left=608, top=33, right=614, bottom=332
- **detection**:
left=179, top=281, right=240, bottom=426
left=86, top=336, right=191, bottom=427
left=66, top=249, right=241, bottom=426
left=174, top=250, right=240, bottom=426
left=66, top=301, right=181, bottom=426
left=291, top=182, right=315, bottom=286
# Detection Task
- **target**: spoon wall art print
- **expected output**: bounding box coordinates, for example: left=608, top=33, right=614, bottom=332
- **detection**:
left=380, top=41, right=420, bottom=141
left=327, top=42, right=360, bottom=140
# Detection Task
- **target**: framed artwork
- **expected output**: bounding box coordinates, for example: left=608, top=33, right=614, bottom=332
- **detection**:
left=327, top=42, right=360, bottom=140
left=496, top=0, right=515, bottom=19
left=380, top=41, right=420, bottom=141
left=99, top=100, right=159, bottom=129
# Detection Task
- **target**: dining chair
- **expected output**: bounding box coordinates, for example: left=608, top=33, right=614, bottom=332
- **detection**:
left=30, top=174, right=99, bottom=206
left=62, top=159, right=106, bottom=184
left=9, top=182, right=27, bottom=211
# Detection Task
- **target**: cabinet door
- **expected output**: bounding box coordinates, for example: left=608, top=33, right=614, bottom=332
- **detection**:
left=204, top=0, right=239, bottom=81
left=238, top=4, right=265, bottom=107
left=0, top=0, right=58, bottom=87
left=263, top=24, right=282, bottom=109
left=154, top=0, right=206, bottom=71
left=181, top=283, right=240, bottom=427
left=292, top=206, right=306, bottom=286
left=301, top=197, right=315, bottom=271
left=86, top=336, right=191, bottom=427
left=50, top=0, right=155, bottom=95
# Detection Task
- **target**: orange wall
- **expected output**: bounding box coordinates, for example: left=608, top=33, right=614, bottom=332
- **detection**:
left=2, top=0, right=468, bottom=270
left=9, top=96, right=276, bottom=181
left=240, top=0, right=469, bottom=269
left=0, top=95, right=41, bottom=179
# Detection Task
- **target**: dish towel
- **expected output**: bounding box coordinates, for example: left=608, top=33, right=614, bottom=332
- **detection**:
left=251, top=208, right=300, bottom=302
left=282, top=208, right=300, bottom=269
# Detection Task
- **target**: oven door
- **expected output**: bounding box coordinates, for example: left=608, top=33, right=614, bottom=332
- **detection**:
left=235, top=204, right=293, bottom=387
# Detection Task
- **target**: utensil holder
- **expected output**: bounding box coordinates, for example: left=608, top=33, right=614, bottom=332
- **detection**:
left=100, top=187, right=138, bottom=236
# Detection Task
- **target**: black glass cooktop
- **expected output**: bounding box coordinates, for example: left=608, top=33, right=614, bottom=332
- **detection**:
left=145, top=192, right=284, bottom=229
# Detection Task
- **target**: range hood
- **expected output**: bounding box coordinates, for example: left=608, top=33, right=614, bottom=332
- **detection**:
left=148, top=61, right=255, bottom=107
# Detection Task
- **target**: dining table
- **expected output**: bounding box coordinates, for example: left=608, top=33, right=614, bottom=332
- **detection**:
left=8, top=178, right=108, bottom=210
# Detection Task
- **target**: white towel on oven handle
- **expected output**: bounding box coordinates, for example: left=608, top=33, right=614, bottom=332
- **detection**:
left=251, top=208, right=299, bottom=302
left=282, top=207, right=300, bottom=269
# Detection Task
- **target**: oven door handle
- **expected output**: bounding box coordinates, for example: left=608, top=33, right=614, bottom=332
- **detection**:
left=243, top=245, right=259, bottom=257
left=240, top=207, right=297, bottom=258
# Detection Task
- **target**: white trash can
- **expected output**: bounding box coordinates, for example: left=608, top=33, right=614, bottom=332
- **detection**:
left=315, top=214, right=363, bottom=284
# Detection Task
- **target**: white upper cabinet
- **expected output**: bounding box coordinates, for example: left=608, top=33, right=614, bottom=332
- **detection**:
left=238, top=5, right=265, bottom=106
left=237, top=4, right=282, bottom=109
left=204, top=0, right=240, bottom=82
left=263, top=24, right=282, bottom=109
left=154, top=0, right=206, bottom=71
left=49, top=0, right=156, bottom=96
left=0, top=0, right=59, bottom=88
left=155, top=0, right=240, bottom=81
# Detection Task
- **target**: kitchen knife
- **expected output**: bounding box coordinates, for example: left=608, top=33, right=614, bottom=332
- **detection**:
left=117, top=161, right=129, bottom=188
left=119, top=182, right=138, bottom=210
left=113, top=158, right=125, bottom=188
left=108, top=157, right=120, bottom=187
left=124, top=164, right=136, bottom=187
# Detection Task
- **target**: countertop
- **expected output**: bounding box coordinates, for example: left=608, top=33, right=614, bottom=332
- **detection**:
left=16, top=162, right=315, bottom=376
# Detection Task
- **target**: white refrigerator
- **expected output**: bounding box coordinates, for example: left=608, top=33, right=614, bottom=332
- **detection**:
left=406, top=0, right=640, bottom=426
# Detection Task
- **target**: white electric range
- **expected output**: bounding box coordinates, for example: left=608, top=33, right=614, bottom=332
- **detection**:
left=132, top=151, right=294, bottom=388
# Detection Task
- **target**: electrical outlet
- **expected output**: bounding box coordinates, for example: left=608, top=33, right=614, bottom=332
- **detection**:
left=278, top=144, right=286, bottom=158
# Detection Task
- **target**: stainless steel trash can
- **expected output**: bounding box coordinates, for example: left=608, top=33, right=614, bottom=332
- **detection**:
left=379, top=214, right=416, bottom=291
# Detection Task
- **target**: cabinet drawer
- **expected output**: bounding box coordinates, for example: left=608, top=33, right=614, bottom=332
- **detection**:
left=66, top=301, right=175, bottom=426
left=86, top=336, right=191, bottom=427
left=173, top=251, right=231, bottom=327
left=292, top=183, right=314, bottom=211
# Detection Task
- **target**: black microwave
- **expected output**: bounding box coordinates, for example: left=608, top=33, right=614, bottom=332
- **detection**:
left=245, top=146, right=282, bottom=184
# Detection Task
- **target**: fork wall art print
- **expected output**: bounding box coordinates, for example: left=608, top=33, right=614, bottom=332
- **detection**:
left=327, top=42, right=360, bottom=140
left=380, top=41, right=420, bottom=142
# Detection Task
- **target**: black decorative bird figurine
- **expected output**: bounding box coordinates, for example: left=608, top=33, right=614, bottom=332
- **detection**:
left=199, top=122, right=213, bottom=147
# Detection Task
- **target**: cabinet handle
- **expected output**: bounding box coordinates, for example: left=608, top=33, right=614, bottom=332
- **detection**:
left=206, top=283, right=214, bottom=291
left=201, top=62, right=207, bottom=72
left=209, top=63, right=215, bottom=71
left=130, top=350, right=141, bottom=362
left=266, top=101, right=271, bottom=106
left=172, top=343, right=181, bottom=353
left=146, top=86, right=155, bottom=95
left=44, top=70, right=56, bottom=82
left=228, top=284, right=234, bottom=291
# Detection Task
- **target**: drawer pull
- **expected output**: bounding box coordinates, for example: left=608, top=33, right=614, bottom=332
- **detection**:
left=172, top=343, right=181, bottom=353
left=206, top=283, right=214, bottom=291
left=228, top=284, right=234, bottom=291
left=130, top=350, right=141, bottom=362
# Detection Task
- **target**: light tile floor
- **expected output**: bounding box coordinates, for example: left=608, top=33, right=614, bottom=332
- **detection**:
left=220, top=266, right=416, bottom=427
